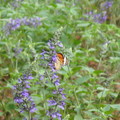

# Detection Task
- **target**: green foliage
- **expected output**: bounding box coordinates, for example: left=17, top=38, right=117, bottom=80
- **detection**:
left=0, top=0, right=120, bottom=120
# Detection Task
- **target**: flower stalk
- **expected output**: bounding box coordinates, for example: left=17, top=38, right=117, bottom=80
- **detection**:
left=40, top=27, right=66, bottom=120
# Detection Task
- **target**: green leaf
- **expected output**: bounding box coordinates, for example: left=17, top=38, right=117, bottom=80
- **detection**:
left=97, top=90, right=108, bottom=98
left=0, top=42, right=6, bottom=45
left=82, top=66, right=95, bottom=73
left=110, top=104, right=120, bottom=111
left=103, top=105, right=111, bottom=112
left=74, top=114, right=83, bottom=120
left=6, top=103, right=16, bottom=111
left=63, top=114, right=70, bottom=120
left=0, top=112, right=3, bottom=116
left=77, top=21, right=90, bottom=27
left=76, top=76, right=90, bottom=84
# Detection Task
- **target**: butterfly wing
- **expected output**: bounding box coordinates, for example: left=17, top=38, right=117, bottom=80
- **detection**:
left=54, top=57, right=62, bottom=70
left=57, top=53, right=64, bottom=64
left=54, top=53, right=68, bottom=70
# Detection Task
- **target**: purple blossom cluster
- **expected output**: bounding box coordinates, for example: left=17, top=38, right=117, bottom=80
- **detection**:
left=93, top=12, right=107, bottom=23
left=11, top=0, right=24, bottom=8
left=13, top=74, right=37, bottom=113
left=84, top=1, right=113, bottom=23
left=56, top=0, right=62, bottom=3
left=40, top=28, right=66, bottom=120
left=86, top=11, right=107, bottom=23
left=101, top=1, right=113, bottom=10
left=47, top=110, right=62, bottom=120
left=13, top=47, right=23, bottom=56
left=4, top=17, right=41, bottom=35
left=48, top=88, right=66, bottom=110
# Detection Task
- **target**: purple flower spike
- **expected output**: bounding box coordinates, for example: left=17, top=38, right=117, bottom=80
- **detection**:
left=61, top=93, right=66, bottom=99
left=40, top=75, right=44, bottom=80
left=4, top=17, right=42, bottom=35
left=40, top=28, right=66, bottom=120
left=40, top=50, right=47, bottom=56
left=13, top=48, right=23, bottom=56
left=85, top=11, right=108, bottom=24
left=13, top=74, right=37, bottom=113
left=52, top=73, right=58, bottom=79
left=58, top=101, right=65, bottom=110
left=21, top=90, right=29, bottom=97
left=56, top=0, right=62, bottom=3
left=48, top=99, right=57, bottom=106
left=27, top=75, right=34, bottom=80
left=54, top=79, right=60, bottom=86
left=51, top=112, right=62, bottom=120
left=53, top=90, right=57, bottom=94
left=47, top=111, right=62, bottom=120
left=102, top=1, right=113, bottom=10
left=57, top=42, right=63, bottom=47
left=52, top=55, right=57, bottom=62
left=30, top=105, right=37, bottom=113
left=14, top=98, right=23, bottom=104
left=13, top=86, right=16, bottom=90
left=58, top=88, right=64, bottom=93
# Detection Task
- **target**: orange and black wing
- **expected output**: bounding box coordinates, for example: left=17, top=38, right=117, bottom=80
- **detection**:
left=54, top=53, right=64, bottom=70
left=56, top=53, right=64, bottom=65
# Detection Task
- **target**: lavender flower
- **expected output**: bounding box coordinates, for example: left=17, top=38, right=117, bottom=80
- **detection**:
left=14, top=74, right=37, bottom=113
left=39, top=75, right=44, bottom=80
left=93, top=11, right=107, bottom=23
left=47, top=111, right=62, bottom=120
left=56, top=0, right=62, bottom=3
left=52, top=73, right=59, bottom=79
left=54, top=79, right=60, bottom=86
left=3, top=17, right=42, bottom=35
left=83, top=1, right=113, bottom=24
left=48, top=100, right=57, bottom=106
left=21, top=17, right=41, bottom=27
left=57, top=41, right=63, bottom=47
left=58, top=101, right=65, bottom=110
left=53, top=88, right=66, bottom=99
left=40, top=28, right=66, bottom=119
left=85, top=11, right=107, bottom=23
left=101, top=1, right=113, bottom=10
left=11, top=0, right=24, bottom=8
left=13, top=47, right=23, bottom=56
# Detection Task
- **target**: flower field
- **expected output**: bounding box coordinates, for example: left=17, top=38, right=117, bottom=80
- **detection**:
left=0, top=0, right=120, bottom=120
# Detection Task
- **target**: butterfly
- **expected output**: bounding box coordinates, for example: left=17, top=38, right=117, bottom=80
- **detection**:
left=54, top=53, right=67, bottom=70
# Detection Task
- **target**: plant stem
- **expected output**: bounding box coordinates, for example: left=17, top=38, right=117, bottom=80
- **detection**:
left=28, top=111, right=31, bottom=120
left=74, top=88, right=79, bottom=105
